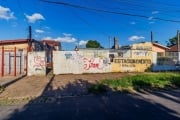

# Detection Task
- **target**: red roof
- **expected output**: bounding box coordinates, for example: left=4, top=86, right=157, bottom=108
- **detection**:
left=152, top=42, right=170, bottom=50
left=166, top=44, right=180, bottom=52
left=42, top=40, right=60, bottom=47
left=0, top=39, right=29, bottom=45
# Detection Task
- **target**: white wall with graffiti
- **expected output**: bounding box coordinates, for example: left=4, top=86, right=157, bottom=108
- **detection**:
left=53, top=50, right=111, bottom=74
left=28, top=52, right=46, bottom=76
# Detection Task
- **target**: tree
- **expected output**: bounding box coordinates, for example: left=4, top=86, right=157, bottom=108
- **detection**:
left=167, top=33, right=180, bottom=46
left=86, top=40, right=103, bottom=48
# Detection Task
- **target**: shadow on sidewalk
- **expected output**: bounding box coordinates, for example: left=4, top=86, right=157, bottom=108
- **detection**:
left=4, top=75, right=180, bottom=120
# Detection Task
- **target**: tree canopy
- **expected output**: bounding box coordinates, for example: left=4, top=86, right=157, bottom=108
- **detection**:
left=167, top=34, right=180, bottom=46
left=86, top=40, right=103, bottom=48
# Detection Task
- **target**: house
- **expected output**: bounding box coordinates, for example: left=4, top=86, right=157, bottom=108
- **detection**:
left=41, top=40, right=61, bottom=68
left=0, top=39, right=44, bottom=52
left=41, top=40, right=61, bottom=51
left=152, top=42, right=169, bottom=57
left=0, top=39, right=44, bottom=76
left=165, top=44, right=180, bottom=64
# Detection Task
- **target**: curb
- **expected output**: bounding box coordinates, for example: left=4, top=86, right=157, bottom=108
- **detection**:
left=1, top=74, right=26, bottom=88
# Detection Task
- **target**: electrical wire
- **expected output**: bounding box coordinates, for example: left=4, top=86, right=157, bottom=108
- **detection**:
left=40, top=0, right=180, bottom=23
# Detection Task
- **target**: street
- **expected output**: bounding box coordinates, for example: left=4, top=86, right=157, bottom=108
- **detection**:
left=0, top=90, right=179, bottom=120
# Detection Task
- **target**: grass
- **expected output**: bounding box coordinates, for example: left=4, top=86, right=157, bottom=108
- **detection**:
left=0, top=86, right=5, bottom=93
left=88, top=84, right=107, bottom=95
left=88, top=72, right=180, bottom=94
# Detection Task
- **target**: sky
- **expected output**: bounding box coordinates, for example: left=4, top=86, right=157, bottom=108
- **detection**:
left=0, top=0, right=180, bottom=50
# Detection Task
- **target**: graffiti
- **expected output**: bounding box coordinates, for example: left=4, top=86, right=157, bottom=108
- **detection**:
left=33, top=56, right=45, bottom=70
left=64, top=53, right=72, bottom=59
left=133, top=51, right=150, bottom=57
left=114, top=59, right=151, bottom=64
left=83, top=58, right=104, bottom=70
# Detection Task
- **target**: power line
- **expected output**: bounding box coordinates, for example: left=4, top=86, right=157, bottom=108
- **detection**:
left=67, top=7, right=109, bottom=37
left=40, top=0, right=180, bottom=23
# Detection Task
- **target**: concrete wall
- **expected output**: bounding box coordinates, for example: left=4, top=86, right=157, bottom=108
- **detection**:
left=53, top=50, right=111, bottom=74
left=112, top=58, right=152, bottom=72
left=81, top=49, right=111, bottom=73
left=53, top=51, right=83, bottom=74
left=28, top=52, right=46, bottom=76
left=112, top=43, right=152, bottom=72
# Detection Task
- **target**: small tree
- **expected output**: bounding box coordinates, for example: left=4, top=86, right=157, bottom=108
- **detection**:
left=86, top=40, right=103, bottom=48
left=167, top=33, right=180, bottom=46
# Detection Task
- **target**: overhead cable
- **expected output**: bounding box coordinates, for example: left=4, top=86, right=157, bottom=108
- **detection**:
left=40, top=0, right=180, bottom=23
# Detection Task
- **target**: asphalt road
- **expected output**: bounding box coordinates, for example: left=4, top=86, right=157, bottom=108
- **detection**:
left=0, top=90, right=179, bottom=120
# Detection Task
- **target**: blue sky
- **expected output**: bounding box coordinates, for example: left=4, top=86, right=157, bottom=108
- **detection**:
left=0, top=0, right=180, bottom=50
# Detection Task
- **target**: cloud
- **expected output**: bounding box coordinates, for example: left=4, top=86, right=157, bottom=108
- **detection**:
left=42, top=33, right=77, bottom=43
left=0, top=5, right=15, bottom=20
left=129, top=35, right=145, bottom=41
left=149, top=21, right=155, bottom=24
left=152, top=11, right=159, bottom=14
left=63, top=33, right=72, bottom=37
left=43, top=36, right=52, bottom=40
left=78, top=40, right=88, bottom=46
left=25, top=13, right=45, bottom=23
left=130, top=21, right=136, bottom=25
left=12, top=22, right=18, bottom=27
left=35, top=29, right=44, bottom=33
left=148, top=16, right=154, bottom=20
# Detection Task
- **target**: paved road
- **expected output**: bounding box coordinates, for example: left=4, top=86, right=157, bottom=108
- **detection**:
left=0, top=90, right=179, bottom=120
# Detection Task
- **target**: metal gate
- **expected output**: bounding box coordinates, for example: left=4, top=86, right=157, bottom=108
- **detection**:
left=0, top=47, right=27, bottom=77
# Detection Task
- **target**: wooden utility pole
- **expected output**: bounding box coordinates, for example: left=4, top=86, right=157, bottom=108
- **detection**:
left=151, top=31, right=153, bottom=43
left=28, top=26, right=32, bottom=52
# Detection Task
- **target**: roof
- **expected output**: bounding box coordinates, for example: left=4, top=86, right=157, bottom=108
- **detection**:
left=152, top=42, right=170, bottom=49
left=42, top=40, right=60, bottom=47
left=0, top=39, right=30, bottom=45
left=0, top=39, right=40, bottom=45
left=166, top=44, right=180, bottom=52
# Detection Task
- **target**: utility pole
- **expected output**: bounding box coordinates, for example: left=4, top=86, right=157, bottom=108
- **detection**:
left=151, top=31, right=153, bottom=43
left=109, top=36, right=111, bottom=49
left=29, top=26, right=32, bottom=40
left=177, top=30, right=180, bottom=65
left=178, top=30, right=179, bottom=52
left=28, top=26, right=32, bottom=51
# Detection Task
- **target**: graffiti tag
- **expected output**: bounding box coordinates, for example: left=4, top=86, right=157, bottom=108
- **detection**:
left=33, top=56, right=45, bottom=70
left=83, top=58, right=104, bottom=70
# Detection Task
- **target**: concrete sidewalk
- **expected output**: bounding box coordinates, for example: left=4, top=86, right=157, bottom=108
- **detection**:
left=0, top=74, right=26, bottom=87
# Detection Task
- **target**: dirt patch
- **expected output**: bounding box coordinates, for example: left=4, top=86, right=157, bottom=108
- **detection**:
left=0, top=73, right=135, bottom=99
left=0, top=76, right=52, bottom=99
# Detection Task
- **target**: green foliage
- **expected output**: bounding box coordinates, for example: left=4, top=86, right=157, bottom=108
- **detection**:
left=167, top=36, right=178, bottom=46
left=89, top=73, right=180, bottom=94
left=0, top=86, right=5, bottom=93
left=88, top=84, right=107, bottom=94
left=86, top=40, right=103, bottom=48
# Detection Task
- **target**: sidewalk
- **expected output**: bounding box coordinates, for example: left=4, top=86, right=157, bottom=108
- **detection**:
left=0, top=74, right=26, bottom=87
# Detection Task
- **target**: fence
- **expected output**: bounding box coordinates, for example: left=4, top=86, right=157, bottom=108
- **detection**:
left=53, top=50, right=111, bottom=74
left=0, top=47, right=27, bottom=77
left=152, top=52, right=180, bottom=71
